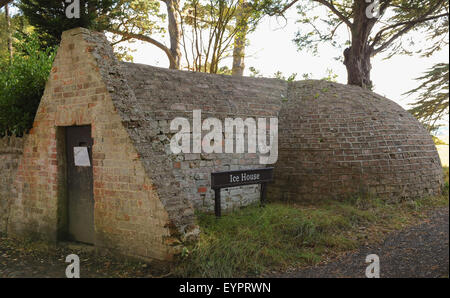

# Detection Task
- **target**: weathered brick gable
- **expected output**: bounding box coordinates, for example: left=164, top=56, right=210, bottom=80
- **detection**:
left=8, top=28, right=175, bottom=261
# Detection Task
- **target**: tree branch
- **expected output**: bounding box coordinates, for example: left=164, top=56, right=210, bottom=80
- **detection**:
left=372, top=11, right=449, bottom=55
left=268, top=0, right=352, bottom=28
left=267, top=0, right=299, bottom=16
left=107, top=29, right=177, bottom=68
left=313, top=0, right=352, bottom=28
left=0, top=0, right=12, bottom=9
left=110, top=36, right=131, bottom=46
left=371, top=11, right=448, bottom=49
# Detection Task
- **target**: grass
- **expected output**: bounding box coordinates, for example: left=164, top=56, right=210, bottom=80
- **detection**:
left=174, top=168, right=449, bottom=277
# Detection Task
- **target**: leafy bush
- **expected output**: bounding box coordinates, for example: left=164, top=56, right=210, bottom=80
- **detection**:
left=0, top=33, right=56, bottom=136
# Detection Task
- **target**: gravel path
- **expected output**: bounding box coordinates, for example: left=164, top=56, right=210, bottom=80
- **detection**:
left=280, top=207, right=449, bottom=278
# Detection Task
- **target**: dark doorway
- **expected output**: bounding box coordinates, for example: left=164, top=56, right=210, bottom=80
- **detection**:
left=65, top=125, right=95, bottom=244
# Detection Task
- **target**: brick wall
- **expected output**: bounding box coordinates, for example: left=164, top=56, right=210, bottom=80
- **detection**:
left=269, top=80, right=444, bottom=202
left=8, top=28, right=175, bottom=261
left=121, top=62, right=443, bottom=209
left=122, top=62, right=286, bottom=213
left=0, top=136, right=24, bottom=234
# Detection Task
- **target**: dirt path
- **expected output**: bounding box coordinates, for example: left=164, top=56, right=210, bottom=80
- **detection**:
left=279, top=207, right=449, bottom=278
left=0, top=240, right=170, bottom=278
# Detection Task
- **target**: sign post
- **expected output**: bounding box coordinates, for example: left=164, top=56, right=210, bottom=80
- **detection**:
left=211, top=168, right=274, bottom=217
left=214, top=188, right=221, bottom=218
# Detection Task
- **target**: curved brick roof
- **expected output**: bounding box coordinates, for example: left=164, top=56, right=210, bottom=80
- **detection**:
left=117, top=62, right=286, bottom=234
left=88, top=29, right=443, bottom=236
left=119, top=60, right=443, bottom=205
left=270, top=80, right=444, bottom=202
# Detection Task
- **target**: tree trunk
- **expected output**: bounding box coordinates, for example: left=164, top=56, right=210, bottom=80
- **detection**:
left=344, top=0, right=377, bottom=90
left=343, top=46, right=373, bottom=90
left=5, top=2, right=13, bottom=62
left=232, top=0, right=248, bottom=76
left=165, top=0, right=181, bottom=69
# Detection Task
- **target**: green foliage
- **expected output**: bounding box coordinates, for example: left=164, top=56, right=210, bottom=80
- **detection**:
left=19, top=0, right=119, bottom=47
left=266, top=0, right=450, bottom=59
left=108, top=0, right=165, bottom=41
left=0, top=9, right=31, bottom=64
left=0, top=32, right=56, bottom=136
left=406, top=63, right=449, bottom=132
left=273, top=70, right=297, bottom=81
left=322, top=68, right=338, bottom=82
left=217, top=65, right=233, bottom=75
left=248, top=66, right=262, bottom=77
left=180, top=0, right=265, bottom=73
left=291, top=0, right=353, bottom=55
left=18, top=0, right=166, bottom=61
left=0, top=10, right=11, bottom=64
left=432, top=136, right=449, bottom=145
left=249, top=66, right=338, bottom=82
left=107, top=0, right=166, bottom=62
left=249, top=67, right=298, bottom=80
left=175, top=203, right=344, bottom=277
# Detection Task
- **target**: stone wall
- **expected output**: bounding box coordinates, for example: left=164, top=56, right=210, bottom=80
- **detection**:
left=122, top=62, right=286, bottom=213
left=0, top=136, right=24, bottom=234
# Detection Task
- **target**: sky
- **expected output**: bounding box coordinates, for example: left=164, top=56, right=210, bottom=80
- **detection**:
left=121, top=6, right=449, bottom=136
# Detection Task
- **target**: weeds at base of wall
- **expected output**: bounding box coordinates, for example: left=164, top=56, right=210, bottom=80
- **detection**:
left=173, top=167, right=449, bottom=278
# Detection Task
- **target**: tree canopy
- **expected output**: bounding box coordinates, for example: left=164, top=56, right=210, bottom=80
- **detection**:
left=263, top=0, right=449, bottom=89
left=0, top=0, right=12, bottom=9
left=179, top=0, right=263, bottom=73
left=406, top=63, right=449, bottom=132
left=19, top=0, right=119, bottom=47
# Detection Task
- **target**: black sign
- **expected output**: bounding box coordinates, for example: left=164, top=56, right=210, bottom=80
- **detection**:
left=211, top=168, right=274, bottom=217
left=211, top=168, right=274, bottom=189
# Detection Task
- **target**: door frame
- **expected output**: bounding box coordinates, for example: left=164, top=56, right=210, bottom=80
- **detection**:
left=56, top=125, right=96, bottom=245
